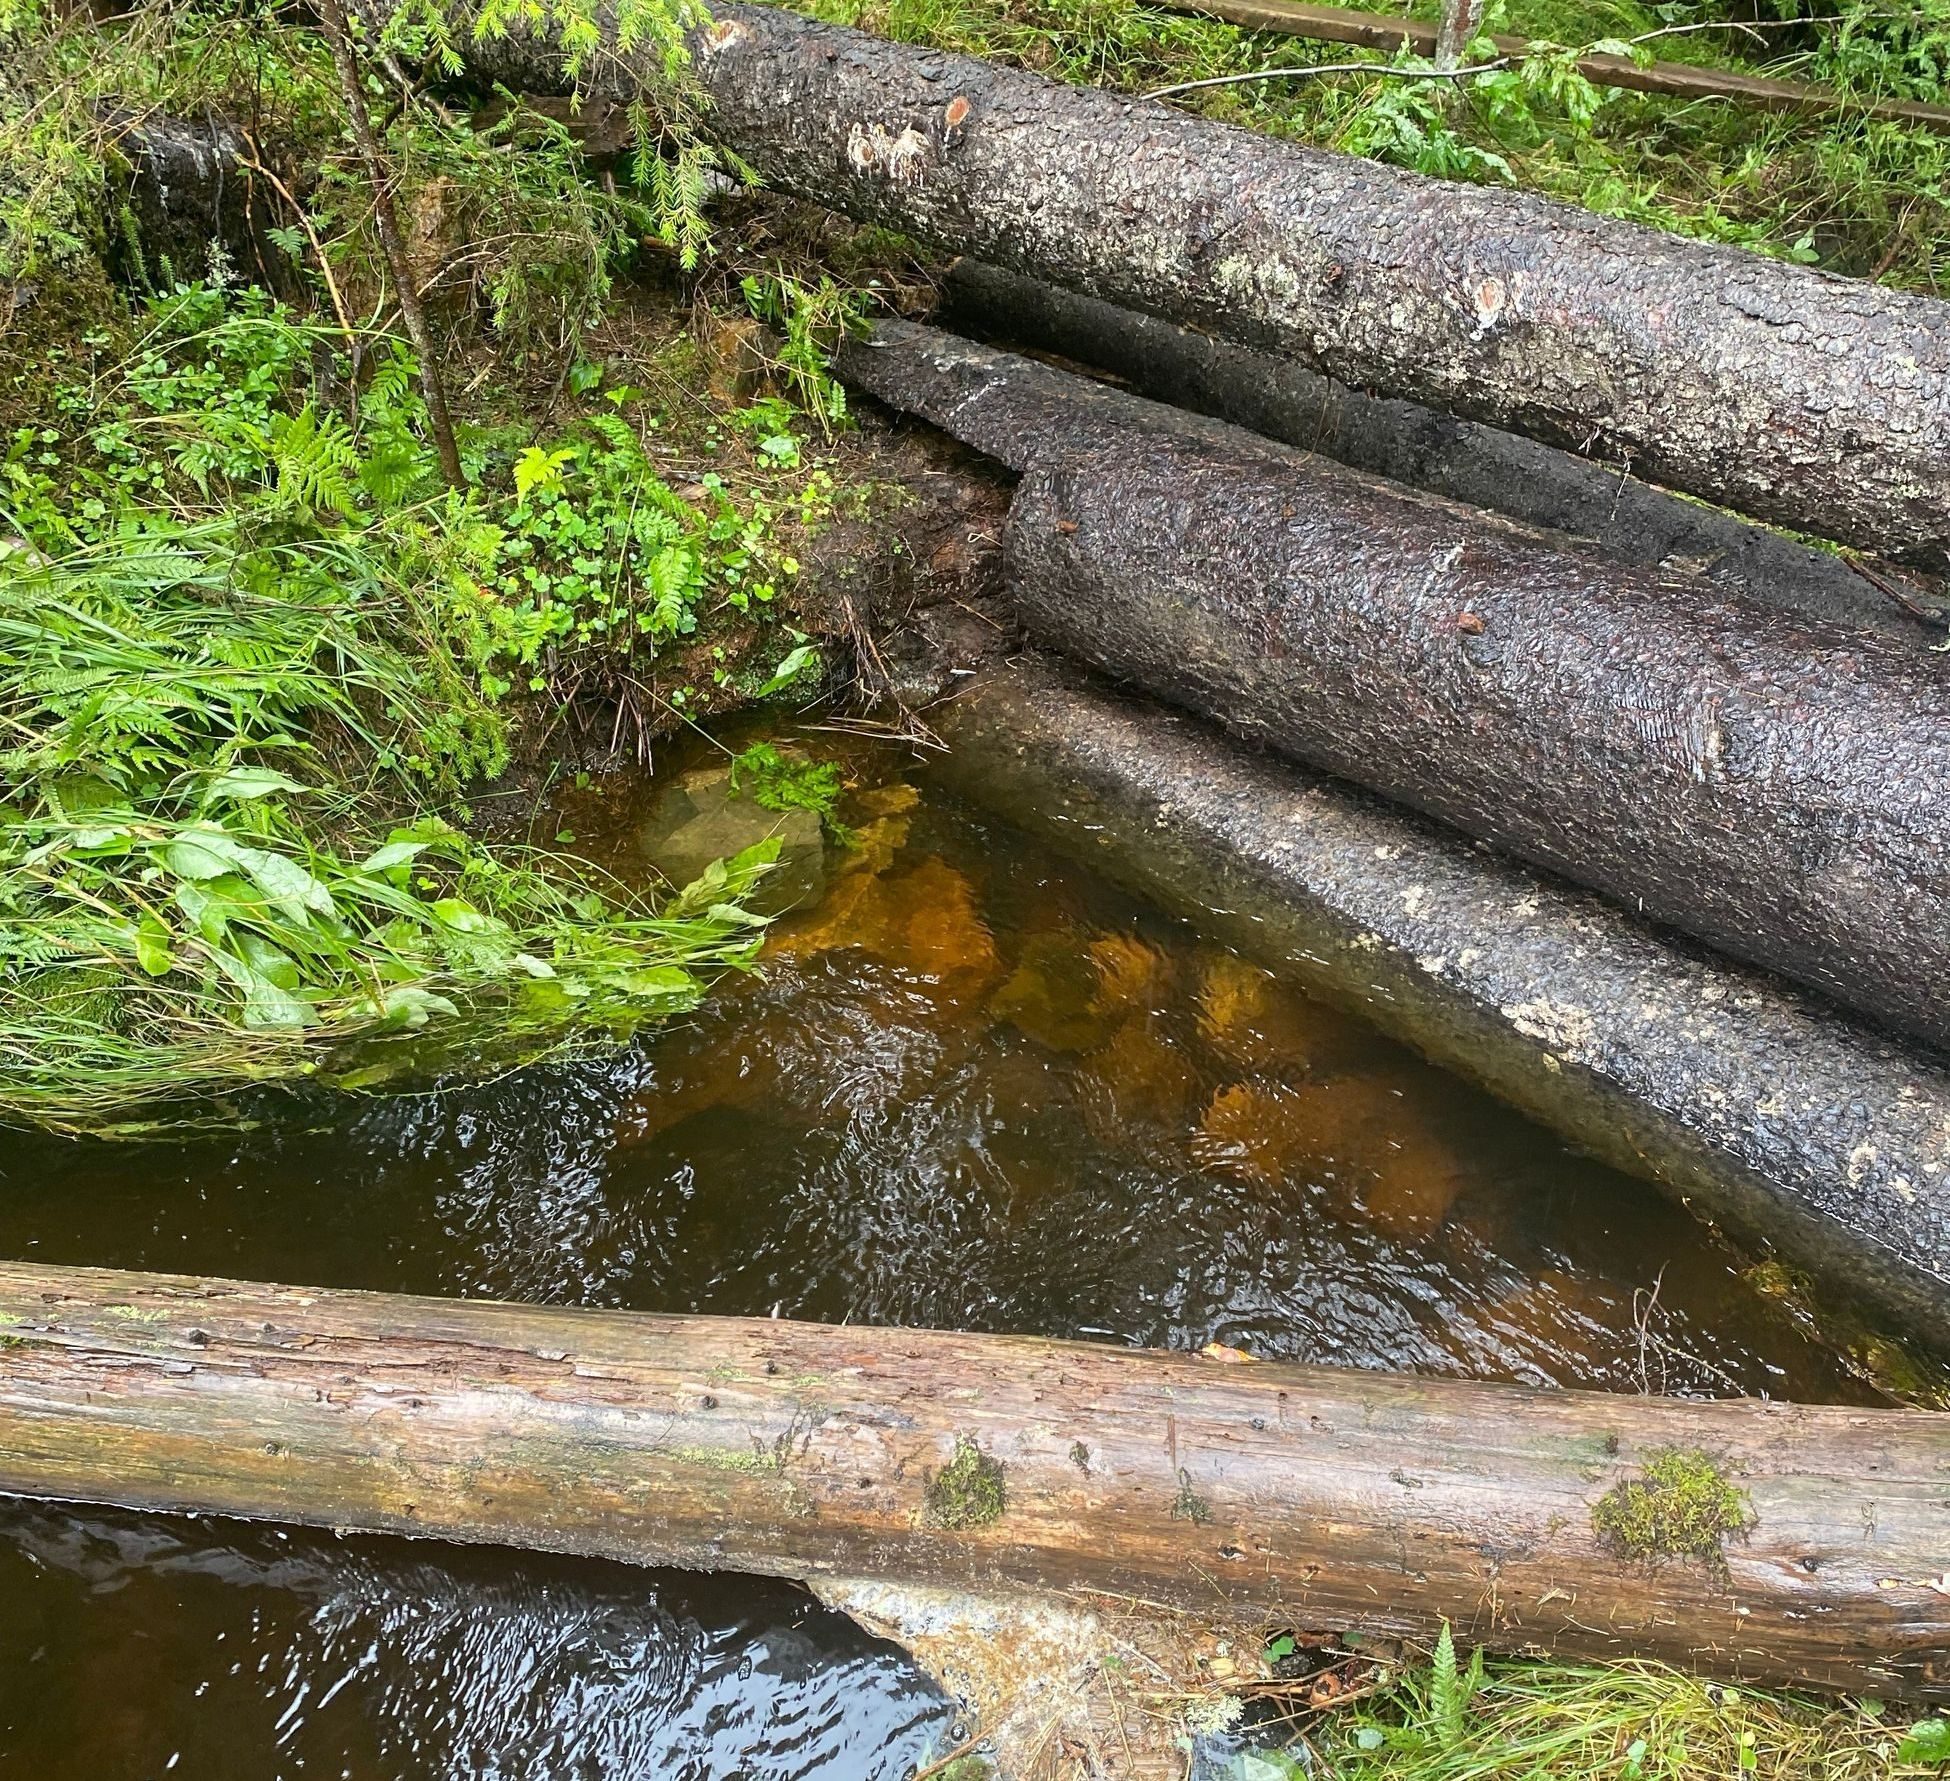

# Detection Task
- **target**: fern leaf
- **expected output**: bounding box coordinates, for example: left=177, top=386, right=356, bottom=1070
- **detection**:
left=1431, top=1621, right=1464, bottom=1749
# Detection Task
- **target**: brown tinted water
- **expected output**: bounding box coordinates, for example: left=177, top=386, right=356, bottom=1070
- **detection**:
left=0, top=738, right=1876, bottom=1776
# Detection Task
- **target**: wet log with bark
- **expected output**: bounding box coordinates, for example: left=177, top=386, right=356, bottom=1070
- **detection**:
left=0, top=1259, right=1947, bottom=1701
left=841, top=321, right=1950, bottom=1055
left=935, top=260, right=1946, bottom=636
left=912, top=649, right=1950, bottom=1356
left=607, top=4, right=1950, bottom=568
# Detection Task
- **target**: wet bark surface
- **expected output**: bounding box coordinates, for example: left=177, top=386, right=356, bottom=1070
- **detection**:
left=845, top=322, right=1950, bottom=1053
left=102, top=109, right=260, bottom=289
left=937, top=260, right=1942, bottom=636
left=661, top=4, right=1950, bottom=566
left=1, top=1259, right=1947, bottom=1700
left=924, top=655, right=1950, bottom=1359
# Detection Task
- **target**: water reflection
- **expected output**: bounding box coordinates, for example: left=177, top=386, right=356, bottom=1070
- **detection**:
left=0, top=1504, right=948, bottom=1780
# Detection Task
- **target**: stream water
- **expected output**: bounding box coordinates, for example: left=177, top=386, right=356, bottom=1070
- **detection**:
left=0, top=736, right=1878, bottom=1777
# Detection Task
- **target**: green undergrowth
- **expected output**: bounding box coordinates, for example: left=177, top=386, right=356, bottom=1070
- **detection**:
left=0, top=280, right=840, bottom=1135
left=802, top=0, right=1949, bottom=291
left=1245, top=1627, right=1950, bottom=1780
left=1, top=0, right=726, bottom=295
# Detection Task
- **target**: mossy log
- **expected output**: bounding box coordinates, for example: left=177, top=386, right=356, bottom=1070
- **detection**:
left=842, top=321, right=1950, bottom=1054
left=0, top=1260, right=1947, bottom=1700
left=917, top=652, right=1950, bottom=1359
left=459, top=1, right=1950, bottom=567
left=935, top=260, right=1940, bottom=636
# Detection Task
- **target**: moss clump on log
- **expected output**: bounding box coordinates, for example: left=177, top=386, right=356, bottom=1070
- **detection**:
left=1592, top=1449, right=1753, bottom=1570
left=926, top=1435, right=1007, bottom=1529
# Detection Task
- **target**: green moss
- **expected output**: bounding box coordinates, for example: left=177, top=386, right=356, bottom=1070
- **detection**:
left=671, top=1445, right=772, bottom=1476
left=1170, top=1467, right=1212, bottom=1526
left=1592, top=1448, right=1753, bottom=1570
left=934, top=1759, right=994, bottom=1781
left=925, top=1434, right=1006, bottom=1529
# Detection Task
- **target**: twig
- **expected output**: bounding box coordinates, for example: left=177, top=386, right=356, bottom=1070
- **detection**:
left=235, top=138, right=355, bottom=342
left=315, top=0, right=466, bottom=490
left=1623, top=18, right=1812, bottom=50
left=1632, top=1264, right=1668, bottom=1396
left=1146, top=56, right=1508, bottom=101
left=1846, top=555, right=1950, bottom=630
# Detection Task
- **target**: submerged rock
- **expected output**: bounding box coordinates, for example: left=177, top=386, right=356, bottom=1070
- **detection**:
left=640, top=762, right=826, bottom=915
left=1195, top=1072, right=1468, bottom=1238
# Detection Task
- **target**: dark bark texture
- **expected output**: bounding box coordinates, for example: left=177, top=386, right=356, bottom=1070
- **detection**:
left=1, top=1259, right=1948, bottom=1699
left=936, top=260, right=1941, bottom=637
left=620, top=4, right=1950, bottom=566
left=921, top=653, right=1950, bottom=1355
left=844, top=322, right=1950, bottom=1052
left=103, top=109, right=259, bottom=289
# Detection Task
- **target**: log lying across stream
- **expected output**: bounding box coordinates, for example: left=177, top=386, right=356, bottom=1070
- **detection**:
left=843, top=321, right=1950, bottom=1055
left=0, top=1259, right=1947, bottom=1701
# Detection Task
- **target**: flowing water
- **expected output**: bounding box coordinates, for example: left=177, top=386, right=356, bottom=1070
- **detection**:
left=0, top=734, right=1877, bottom=1776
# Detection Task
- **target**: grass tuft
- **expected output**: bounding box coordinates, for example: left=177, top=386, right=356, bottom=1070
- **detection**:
left=1312, top=1644, right=1945, bottom=1780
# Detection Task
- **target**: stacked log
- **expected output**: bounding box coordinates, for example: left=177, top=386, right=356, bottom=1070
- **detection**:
left=935, top=261, right=1939, bottom=636
left=843, top=322, right=1950, bottom=1055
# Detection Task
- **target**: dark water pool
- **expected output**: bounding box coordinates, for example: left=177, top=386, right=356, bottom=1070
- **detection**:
left=0, top=737, right=1878, bottom=1776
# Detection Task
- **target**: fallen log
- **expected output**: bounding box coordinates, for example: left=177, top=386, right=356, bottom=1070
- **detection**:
left=1163, top=0, right=1950, bottom=131
left=0, top=1259, right=1947, bottom=1701
left=912, top=649, right=1950, bottom=1360
left=104, top=108, right=261, bottom=290
left=935, top=260, right=1942, bottom=637
left=563, top=3, right=1950, bottom=567
left=843, top=321, right=1950, bottom=1053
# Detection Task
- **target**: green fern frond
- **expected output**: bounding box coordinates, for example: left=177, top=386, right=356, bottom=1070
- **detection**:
left=267, top=406, right=363, bottom=520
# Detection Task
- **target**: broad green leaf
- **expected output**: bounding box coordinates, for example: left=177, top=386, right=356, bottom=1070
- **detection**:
left=614, top=966, right=698, bottom=1002
left=360, top=839, right=428, bottom=875
left=1898, top=1720, right=1950, bottom=1763
left=235, top=932, right=304, bottom=992
left=133, top=913, right=176, bottom=978
left=206, top=766, right=306, bottom=802
left=240, top=848, right=338, bottom=925
left=755, top=643, right=818, bottom=697
left=373, top=985, right=461, bottom=1030
left=209, top=948, right=317, bottom=1030
left=162, top=834, right=245, bottom=881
